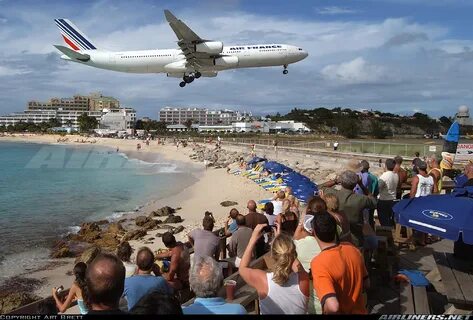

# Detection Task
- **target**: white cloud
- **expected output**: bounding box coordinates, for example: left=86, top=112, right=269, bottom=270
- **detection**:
left=321, top=57, right=394, bottom=84
left=0, top=65, right=29, bottom=77
left=0, top=2, right=471, bottom=117
left=316, top=6, right=359, bottom=15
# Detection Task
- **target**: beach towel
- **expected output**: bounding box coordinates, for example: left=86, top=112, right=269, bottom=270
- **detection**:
left=397, top=270, right=430, bottom=287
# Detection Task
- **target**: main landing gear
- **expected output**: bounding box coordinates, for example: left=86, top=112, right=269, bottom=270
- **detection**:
left=179, top=72, right=202, bottom=87
left=283, top=64, right=288, bottom=75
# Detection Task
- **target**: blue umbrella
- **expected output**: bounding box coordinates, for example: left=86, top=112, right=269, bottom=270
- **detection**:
left=263, top=161, right=293, bottom=174
left=282, top=172, right=319, bottom=202
left=393, top=188, right=473, bottom=245
left=247, top=156, right=267, bottom=166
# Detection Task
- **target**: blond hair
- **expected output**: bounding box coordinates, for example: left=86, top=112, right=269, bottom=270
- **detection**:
left=323, top=193, right=339, bottom=212
left=271, top=233, right=297, bottom=286
left=282, top=198, right=291, bottom=213
left=287, top=195, right=299, bottom=208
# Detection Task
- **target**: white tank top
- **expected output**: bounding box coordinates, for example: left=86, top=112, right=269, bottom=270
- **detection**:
left=415, top=174, right=434, bottom=197
left=259, top=272, right=308, bottom=314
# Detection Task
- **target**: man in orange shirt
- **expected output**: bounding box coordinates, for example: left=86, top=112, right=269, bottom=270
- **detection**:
left=310, top=212, right=370, bottom=314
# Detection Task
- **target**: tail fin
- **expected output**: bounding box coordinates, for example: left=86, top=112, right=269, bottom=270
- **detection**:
left=54, top=18, right=98, bottom=51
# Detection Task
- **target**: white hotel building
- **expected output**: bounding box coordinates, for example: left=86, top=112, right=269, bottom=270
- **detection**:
left=159, top=107, right=252, bottom=125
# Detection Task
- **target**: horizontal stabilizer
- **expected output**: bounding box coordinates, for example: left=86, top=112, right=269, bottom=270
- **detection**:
left=54, top=45, right=90, bottom=62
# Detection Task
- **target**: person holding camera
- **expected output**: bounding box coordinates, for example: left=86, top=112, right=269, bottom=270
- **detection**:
left=239, top=224, right=309, bottom=314
left=52, top=262, right=88, bottom=314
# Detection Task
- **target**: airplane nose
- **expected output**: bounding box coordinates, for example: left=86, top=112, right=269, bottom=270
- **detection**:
left=302, top=51, right=308, bottom=59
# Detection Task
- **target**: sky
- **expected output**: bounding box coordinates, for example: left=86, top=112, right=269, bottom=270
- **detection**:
left=0, top=0, right=472, bottom=118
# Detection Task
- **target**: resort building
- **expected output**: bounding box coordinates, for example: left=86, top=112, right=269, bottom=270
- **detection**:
left=159, top=107, right=251, bottom=125
left=166, top=120, right=311, bottom=134
left=99, top=108, right=137, bottom=131
left=27, top=92, right=120, bottom=112
left=0, top=92, right=135, bottom=130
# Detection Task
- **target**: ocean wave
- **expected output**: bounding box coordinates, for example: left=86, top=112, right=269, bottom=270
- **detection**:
left=65, top=225, right=80, bottom=235
left=108, top=210, right=135, bottom=221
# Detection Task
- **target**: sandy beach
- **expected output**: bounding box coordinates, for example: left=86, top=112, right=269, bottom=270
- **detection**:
left=0, top=134, right=275, bottom=299
left=0, top=132, right=389, bottom=309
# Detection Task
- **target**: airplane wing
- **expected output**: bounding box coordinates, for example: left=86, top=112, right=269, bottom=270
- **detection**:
left=54, top=45, right=90, bottom=62
left=164, top=10, right=218, bottom=70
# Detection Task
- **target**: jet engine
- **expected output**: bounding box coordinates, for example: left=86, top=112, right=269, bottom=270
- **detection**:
left=195, top=41, right=223, bottom=54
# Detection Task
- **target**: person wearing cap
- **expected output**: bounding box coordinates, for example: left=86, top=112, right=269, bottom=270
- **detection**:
left=310, top=212, right=369, bottom=314
left=294, top=210, right=322, bottom=315
left=409, top=160, right=436, bottom=198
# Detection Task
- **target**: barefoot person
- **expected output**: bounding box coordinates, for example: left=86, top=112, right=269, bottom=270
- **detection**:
left=52, top=262, right=88, bottom=314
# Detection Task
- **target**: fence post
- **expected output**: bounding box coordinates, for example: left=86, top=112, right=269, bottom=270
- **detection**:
left=405, top=144, right=407, bottom=157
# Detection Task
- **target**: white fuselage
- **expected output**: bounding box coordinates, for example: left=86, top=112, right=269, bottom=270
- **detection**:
left=61, top=44, right=308, bottom=77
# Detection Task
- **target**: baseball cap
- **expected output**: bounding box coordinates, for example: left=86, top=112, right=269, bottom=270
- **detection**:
left=417, top=161, right=427, bottom=170
left=303, top=215, right=314, bottom=233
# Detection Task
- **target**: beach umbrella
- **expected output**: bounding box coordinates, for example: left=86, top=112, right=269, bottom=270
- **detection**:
left=282, top=172, right=319, bottom=202
left=393, top=188, right=473, bottom=245
left=247, top=156, right=267, bottom=166
left=263, top=161, right=293, bottom=174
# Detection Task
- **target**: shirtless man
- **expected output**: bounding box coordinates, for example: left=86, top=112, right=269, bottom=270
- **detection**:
left=155, top=232, right=191, bottom=290
left=393, top=156, right=408, bottom=199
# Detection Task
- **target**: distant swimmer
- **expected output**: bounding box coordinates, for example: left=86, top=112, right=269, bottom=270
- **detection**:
left=116, top=147, right=119, bottom=152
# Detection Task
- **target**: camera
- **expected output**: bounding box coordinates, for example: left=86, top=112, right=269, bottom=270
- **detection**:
left=56, top=285, right=64, bottom=294
left=262, top=225, right=273, bottom=233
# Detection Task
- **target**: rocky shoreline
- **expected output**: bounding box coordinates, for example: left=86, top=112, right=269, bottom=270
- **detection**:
left=0, top=142, right=337, bottom=313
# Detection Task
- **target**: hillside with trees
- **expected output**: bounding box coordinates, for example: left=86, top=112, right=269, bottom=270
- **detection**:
left=267, top=107, right=454, bottom=138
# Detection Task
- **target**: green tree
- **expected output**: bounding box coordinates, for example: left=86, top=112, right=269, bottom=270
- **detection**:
left=184, top=119, right=193, bottom=130
left=336, top=118, right=359, bottom=138
left=439, top=116, right=452, bottom=127
left=369, top=120, right=388, bottom=139
left=77, top=113, right=98, bottom=132
left=47, top=117, right=62, bottom=128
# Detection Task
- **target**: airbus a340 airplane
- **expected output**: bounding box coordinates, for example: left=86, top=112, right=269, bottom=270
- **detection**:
left=54, top=10, right=308, bottom=87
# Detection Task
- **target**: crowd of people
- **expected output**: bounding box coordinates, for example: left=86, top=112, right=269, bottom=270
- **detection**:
left=45, top=152, right=464, bottom=315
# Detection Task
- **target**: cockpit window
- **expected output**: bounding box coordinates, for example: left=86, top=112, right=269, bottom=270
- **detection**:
left=298, top=48, right=303, bottom=51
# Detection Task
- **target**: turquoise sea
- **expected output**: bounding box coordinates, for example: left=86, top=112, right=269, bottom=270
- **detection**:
left=0, top=141, right=197, bottom=282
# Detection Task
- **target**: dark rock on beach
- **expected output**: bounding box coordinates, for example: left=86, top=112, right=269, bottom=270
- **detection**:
left=123, top=228, right=147, bottom=241
left=172, top=225, right=185, bottom=235
left=150, top=206, right=176, bottom=217
left=164, top=215, right=183, bottom=224
left=220, top=201, right=238, bottom=207
left=135, top=216, right=151, bottom=227
left=51, top=245, right=74, bottom=258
